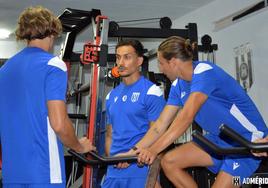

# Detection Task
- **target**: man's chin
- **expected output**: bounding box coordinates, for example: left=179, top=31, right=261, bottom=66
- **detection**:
left=165, top=75, right=174, bottom=82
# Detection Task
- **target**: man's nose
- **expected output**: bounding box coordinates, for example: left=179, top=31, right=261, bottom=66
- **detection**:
left=117, top=58, right=124, bottom=66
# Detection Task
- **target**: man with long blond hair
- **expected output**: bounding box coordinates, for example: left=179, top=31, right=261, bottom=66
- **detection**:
left=136, top=36, right=268, bottom=188
left=0, top=6, right=94, bottom=188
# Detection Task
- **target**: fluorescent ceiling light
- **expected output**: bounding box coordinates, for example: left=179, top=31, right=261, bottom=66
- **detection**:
left=0, top=29, right=11, bottom=39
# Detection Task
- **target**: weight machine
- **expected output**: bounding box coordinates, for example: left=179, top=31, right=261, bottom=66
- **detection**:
left=58, top=7, right=202, bottom=188
left=198, top=34, right=218, bottom=63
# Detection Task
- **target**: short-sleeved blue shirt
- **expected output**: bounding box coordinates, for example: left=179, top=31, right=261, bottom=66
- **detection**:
left=105, top=76, right=165, bottom=178
left=167, top=61, right=267, bottom=145
left=0, top=47, right=67, bottom=184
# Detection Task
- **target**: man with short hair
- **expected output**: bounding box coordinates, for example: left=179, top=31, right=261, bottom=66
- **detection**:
left=102, top=40, right=165, bottom=188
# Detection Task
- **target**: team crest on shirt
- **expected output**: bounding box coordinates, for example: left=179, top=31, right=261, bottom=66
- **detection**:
left=114, top=96, right=118, bottom=102
left=131, top=92, right=140, bottom=102
left=122, top=95, right=127, bottom=102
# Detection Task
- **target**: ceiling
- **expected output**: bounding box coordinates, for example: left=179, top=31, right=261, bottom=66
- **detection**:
left=0, top=0, right=215, bottom=41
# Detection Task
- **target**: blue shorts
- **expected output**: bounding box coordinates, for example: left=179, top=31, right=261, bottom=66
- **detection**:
left=193, top=133, right=261, bottom=180
left=3, top=183, right=65, bottom=188
left=101, top=177, right=146, bottom=188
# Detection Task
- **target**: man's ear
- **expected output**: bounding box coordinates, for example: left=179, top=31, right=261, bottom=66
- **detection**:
left=169, top=57, right=177, bottom=66
left=137, top=56, right=144, bottom=66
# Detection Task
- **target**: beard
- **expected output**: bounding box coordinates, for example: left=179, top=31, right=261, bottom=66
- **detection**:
left=119, top=73, right=131, bottom=78
left=118, top=66, right=130, bottom=77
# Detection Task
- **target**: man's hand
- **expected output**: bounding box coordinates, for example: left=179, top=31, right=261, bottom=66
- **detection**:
left=136, top=147, right=157, bottom=165
left=113, top=149, right=136, bottom=169
left=252, top=137, right=268, bottom=157
left=77, top=137, right=96, bottom=153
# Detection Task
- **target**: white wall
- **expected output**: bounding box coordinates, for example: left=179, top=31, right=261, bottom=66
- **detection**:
left=0, top=41, right=25, bottom=58
left=1, top=0, right=267, bottom=123
left=172, top=0, right=268, bottom=123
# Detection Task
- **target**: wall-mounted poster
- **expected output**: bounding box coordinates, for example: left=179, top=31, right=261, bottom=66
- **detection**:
left=234, top=43, right=253, bottom=92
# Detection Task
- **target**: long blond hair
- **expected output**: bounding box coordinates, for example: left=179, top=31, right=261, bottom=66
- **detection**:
left=15, top=6, right=62, bottom=41
left=158, top=36, right=197, bottom=61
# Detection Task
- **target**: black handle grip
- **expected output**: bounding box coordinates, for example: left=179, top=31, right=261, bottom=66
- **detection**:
left=220, top=124, right=268, bottom=152
left=68, top=149, right=138, bottom=166
left=68, top=149, right=100, bottom=166
left=88, top=151, right=137, bottom=164
left=192, top=131, right=250, bottom=155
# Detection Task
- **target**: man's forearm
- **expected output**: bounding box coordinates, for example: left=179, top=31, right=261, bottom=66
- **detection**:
left=135, top=122, right=166, bottom=149
left=105, top=137, right=112, bottom=156
left=150, top=112, right=192, bottom=155
left=135, top=105, right=179, bottom=149
left=55, top=117, right=83, bottom=152
left=105, top=125, right=112, bottom=156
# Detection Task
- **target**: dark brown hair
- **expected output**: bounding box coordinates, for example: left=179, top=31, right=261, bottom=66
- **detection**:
left=115, top=39, right=144, bottom=57
left=158, top=36, right=197, bottom=61
left=15, top=6, right=62, bottom=41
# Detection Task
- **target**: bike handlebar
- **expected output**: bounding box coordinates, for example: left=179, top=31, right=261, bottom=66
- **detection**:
left=68, top=150, right=138, bottom=166
left=192, top=124, right=268, bottom=155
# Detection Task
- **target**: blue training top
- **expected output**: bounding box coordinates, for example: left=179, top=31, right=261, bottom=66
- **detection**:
left=0, top=47, right=67, bottom=184
left=167, top=61, right=267, bottom=145
left=105, top=76, right=166, bottom=178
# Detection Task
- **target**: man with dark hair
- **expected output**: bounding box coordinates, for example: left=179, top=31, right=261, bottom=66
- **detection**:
left=102, top=40, right=165, bottom=188
left=0, top=6, right=94, bottom=188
